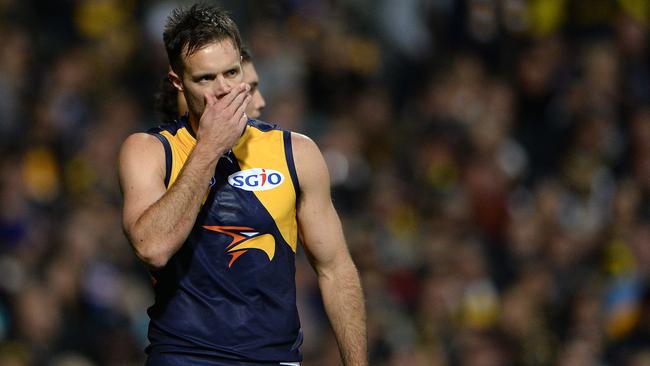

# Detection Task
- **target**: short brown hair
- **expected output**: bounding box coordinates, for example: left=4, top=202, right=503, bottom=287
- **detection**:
left=163, top=3, right=242, bottom=75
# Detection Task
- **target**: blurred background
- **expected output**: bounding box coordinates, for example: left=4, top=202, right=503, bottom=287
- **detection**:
left=0, top=0, right=649, bottom=365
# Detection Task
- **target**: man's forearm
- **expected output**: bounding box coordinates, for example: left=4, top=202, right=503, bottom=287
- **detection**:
left=319, top=258, right=368, bottom=366
left=129, top=143, right=222, bottom=269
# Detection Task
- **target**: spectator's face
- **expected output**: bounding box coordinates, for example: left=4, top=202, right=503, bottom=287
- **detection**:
left=172, top=39, right=243, bottom=121
left=242, top=61, right=266, bottom=119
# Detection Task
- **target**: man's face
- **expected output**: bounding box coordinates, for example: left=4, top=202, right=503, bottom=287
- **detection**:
left=173, top=39, right=243, bottom=121
left=242, top=61, right=266, bottom=119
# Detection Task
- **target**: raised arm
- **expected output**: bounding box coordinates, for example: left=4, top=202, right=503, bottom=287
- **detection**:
left=118, top=84, right=250, bottom=270
left=293, top=133, right=368, bottom=366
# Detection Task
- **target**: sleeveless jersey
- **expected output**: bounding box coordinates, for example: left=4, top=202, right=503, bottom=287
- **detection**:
left=144, top=116, right=303, bottom=364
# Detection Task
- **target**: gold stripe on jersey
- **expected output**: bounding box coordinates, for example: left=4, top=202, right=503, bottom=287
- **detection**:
left=233, top=126, right=298, bottom=253
left=159, top=127, right=196, bottom=189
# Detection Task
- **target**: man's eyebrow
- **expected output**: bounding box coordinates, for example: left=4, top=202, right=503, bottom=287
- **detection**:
left=191, top=72, right=216, bottom=79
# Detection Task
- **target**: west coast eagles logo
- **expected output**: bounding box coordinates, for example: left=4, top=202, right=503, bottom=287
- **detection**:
left=203, top=226, right=276, bottom=268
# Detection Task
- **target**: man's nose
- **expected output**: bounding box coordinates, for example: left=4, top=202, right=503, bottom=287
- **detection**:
left=213, top=76, right=232, bottom=99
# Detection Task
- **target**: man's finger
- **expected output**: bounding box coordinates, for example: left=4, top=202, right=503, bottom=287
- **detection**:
left=225, top=87, right=250, bottom=114
left=204, top=92, right=217, bottom=106
left=239, top=113, right=248, bottom=133
left=237, top=98, right=251, bottom=135
left=219, top=83, right=250, bottom=109
left=232, top=94, right=251, bottom=120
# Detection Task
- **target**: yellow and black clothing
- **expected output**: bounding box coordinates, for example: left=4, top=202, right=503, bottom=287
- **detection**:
left=144, top=116, right=302, bottom=365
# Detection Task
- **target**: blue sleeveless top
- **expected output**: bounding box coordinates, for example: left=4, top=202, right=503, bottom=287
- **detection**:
left=144, top=116, right=303, bottom=363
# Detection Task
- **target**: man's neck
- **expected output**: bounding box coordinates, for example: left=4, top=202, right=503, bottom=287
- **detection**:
left=188, top=114, right=200, bottom=136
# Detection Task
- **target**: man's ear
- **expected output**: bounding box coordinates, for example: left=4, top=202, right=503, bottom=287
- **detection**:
left=168, top=70, right=183, bottom=92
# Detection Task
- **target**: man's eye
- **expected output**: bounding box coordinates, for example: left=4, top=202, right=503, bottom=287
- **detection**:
left=226, top=69, right=238, bottom=76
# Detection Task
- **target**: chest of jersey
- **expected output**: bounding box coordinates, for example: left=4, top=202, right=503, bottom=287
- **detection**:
left=152, top=119, right=300, bottom=268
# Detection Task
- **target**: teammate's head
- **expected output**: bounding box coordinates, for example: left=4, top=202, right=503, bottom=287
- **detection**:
left=154, top=73, right=189, bottom=123
left=154, top=76, right=180, bottom=123
left=163, top=4, right=242, bottom=76
left=240, top=47, right=266, bottom=119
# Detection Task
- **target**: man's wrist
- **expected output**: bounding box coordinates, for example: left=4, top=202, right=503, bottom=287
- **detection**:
left=192, top=140, right=226, bottom=166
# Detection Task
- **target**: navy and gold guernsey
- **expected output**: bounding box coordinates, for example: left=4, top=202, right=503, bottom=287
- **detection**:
left=144, top=115, right=303, bottom=365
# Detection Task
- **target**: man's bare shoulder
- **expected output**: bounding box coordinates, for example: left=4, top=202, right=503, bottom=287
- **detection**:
left=119, top=132, right=167, bottom=163
left=290, top=132, right=320, bottom=158
left=118, top=132, right=166, bottom=180
left=121, top=132, right=164, bottom=153
left=290, top=132, right=331, bottom=194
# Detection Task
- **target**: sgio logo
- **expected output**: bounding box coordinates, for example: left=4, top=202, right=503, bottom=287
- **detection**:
left=228, top=168, right=284, bottom=191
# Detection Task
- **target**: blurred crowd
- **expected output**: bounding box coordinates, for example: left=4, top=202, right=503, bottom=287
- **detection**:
left=1, top=0, right=649, bottom=365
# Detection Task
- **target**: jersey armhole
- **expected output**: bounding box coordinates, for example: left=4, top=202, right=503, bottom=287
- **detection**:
left=283, top=130, right=301, bottom=203
left=148, top=132, right=172, bottom=189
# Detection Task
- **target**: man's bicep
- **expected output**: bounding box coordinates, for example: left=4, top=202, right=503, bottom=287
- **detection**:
left=118, top=133, right=167, bottom=235
left=298, top=198, right=348, bottom=271
left=294, top=133, right=349, bottom=270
